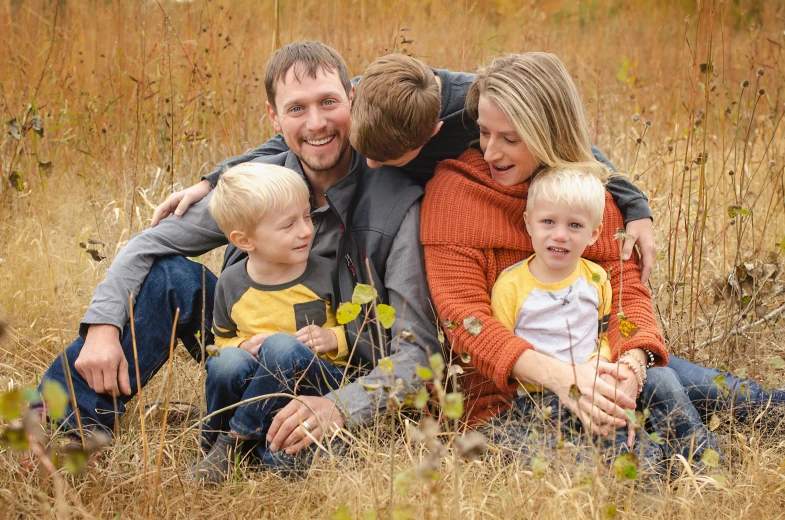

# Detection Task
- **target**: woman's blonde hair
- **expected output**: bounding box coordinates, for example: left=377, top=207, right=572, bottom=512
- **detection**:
left=466, top=52, right=609, bottom=178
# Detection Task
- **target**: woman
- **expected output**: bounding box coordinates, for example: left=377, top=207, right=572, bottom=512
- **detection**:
left=420, top=53, right=780, bottom=469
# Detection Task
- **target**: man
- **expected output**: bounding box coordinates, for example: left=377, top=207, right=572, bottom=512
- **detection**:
left=40, top=42, right=440, bottom=462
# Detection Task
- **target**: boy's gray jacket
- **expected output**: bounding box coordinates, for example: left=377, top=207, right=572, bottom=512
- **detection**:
left=80, top=150, right=440, bottom=426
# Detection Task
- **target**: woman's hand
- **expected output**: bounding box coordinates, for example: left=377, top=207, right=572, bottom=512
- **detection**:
left=554, top=361, right=636, bottom=436
left=150, top=179, right=212, bottom=227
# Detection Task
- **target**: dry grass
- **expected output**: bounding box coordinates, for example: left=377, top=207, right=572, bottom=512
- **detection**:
left=1, top=0, right=785, bottom=518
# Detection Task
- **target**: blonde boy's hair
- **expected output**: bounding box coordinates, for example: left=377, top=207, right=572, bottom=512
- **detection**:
left=350, top=54, right=441, bottom=162
left=467, top=52, right=608, bottom=178
left=528, top=167, right=607, bottom=228
left=208, top=163, right=309, bottom=236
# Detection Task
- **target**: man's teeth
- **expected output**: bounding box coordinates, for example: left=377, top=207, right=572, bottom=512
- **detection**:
left=306, top=137, right=333, bottom=146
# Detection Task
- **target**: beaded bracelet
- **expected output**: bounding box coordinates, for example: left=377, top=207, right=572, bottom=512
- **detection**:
left=641, top=348, right=655, bottom=369
left=618, top=356, right=644, bottom=395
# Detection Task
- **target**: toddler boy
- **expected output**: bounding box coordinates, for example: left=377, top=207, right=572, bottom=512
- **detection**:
left=191, top=162, right=349, bottom=483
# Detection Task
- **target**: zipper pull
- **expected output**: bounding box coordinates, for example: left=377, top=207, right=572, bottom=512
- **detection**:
left=345, top=253, right=357, bottom=281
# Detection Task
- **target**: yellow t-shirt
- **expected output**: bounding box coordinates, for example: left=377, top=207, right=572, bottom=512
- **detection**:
left=491, top=256, right=612, bottom=391
left=212, top=255, right=348, bottom=364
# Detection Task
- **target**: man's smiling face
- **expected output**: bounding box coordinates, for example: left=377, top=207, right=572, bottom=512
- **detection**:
left=266, top=66, right=353, bottom=176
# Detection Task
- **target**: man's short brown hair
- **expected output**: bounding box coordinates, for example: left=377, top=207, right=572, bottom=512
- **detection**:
left=265, top=41, right=352, bottom=112
left=350, top=54, right=441, bottom=162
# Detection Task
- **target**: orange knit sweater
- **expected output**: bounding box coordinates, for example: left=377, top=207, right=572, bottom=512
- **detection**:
left=421, top=149, right=668, bottom=425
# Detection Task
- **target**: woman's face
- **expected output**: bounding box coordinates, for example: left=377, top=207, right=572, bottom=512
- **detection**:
left=477, top=94, right=540, bottom=186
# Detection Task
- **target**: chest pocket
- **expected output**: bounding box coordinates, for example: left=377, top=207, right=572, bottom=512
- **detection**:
left=294, top=300, right=328, bottom=330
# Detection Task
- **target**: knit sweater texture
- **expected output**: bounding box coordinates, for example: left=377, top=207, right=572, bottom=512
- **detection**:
left=421, top=149, right=668, bottom=425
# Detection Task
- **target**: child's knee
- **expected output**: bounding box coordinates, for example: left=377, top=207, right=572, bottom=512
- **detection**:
left=206, top=347, right=257, bottom=383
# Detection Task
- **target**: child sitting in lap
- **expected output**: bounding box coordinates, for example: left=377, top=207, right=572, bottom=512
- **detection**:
left=491, top=167, right=718, bottom=470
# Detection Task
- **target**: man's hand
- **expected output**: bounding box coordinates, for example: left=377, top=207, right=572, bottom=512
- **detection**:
left=295, top=325, right=338, bottom=354
left=622, top=218, right=657, bottom=284
left=266, top=396, right=345, bottom=455
left=150, top=179, right=212, bottom=227
left=74, top=324, right=131, bottom=397
left=238, top=333, right=269, bottom=356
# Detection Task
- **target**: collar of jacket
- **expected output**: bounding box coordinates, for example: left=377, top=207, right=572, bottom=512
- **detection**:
left=281, top=148, right=367, bottom=226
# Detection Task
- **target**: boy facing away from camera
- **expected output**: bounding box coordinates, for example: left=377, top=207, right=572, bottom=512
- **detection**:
left=192, top=162, right=350, bottom=483
left=491, top=167, right=719, bottom=468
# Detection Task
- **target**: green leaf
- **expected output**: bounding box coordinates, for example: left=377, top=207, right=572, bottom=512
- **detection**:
left=41, top=380, right=69, bottom=422
left=8, top=171, right=23, bottom=192
left=727, top=204, right=744, bottom=218
left=710, top=474, right=727, bottom=487
left=591, top=272, right=601, bottom=283
left=391, top=506, right=413, bottom=520
left=378, top=357, right=394, bottom=374
left=460, top=351, right=471, bottom=364
left=359, top=380, right=383, bottom=391
left=415, top=365, right=433, bottom=381
left=0, top=389, right=24, bottom=420
left=602, top=505, right=618, bottom=519
left=613, top=452, right=638, bottom=480
left=443, top=318, right=459, bottom=330
left=444, top=392, right=464, bottom=419
left=648, top=432, right=665, bottom=445
left=624, top=409, right=638, bottom=424
left=531, top=457, right=548, bottom=478
left=336, top=302, right=361, bottom=324
left=712, top=374, right=729, bottom=399
left=363, top=510, right=378, bottom=520
left=205, top=344, right=220, bottom=357
left=779, top=237, right=785, bottom=252
left=568, top=384, right=581, bottom=400
left=428, top=353, right=445, bottom=378
left=708, top=414, right=721, bottom=431
left=64, top=448, right=89, bottom=475
left=463, top=316, right=482, bottom=336
left=331, top=505, right=352, bottom=520
left=352, top=284, right=377, bottom=305
left=1, top=425, right=29, bottom=451
left=771, top=356, right=785, bottom=369
left=413, top=387, right=430, bottom=410
left=618, top=314, right=639, bottom=339
left=394, top=468, right=413, bottom=495
left=437, top=328, right=445, bottom=345
left=376, top=304, right=395, bottom=329
left=701, top=448, right=720, bottom=467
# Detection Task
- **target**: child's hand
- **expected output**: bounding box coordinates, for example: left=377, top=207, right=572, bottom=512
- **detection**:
left=238, top=333, right=269, bottom=356
left=295, top=325, right=338, bottom=354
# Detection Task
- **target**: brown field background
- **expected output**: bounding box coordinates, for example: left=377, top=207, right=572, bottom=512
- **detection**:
left=1, top=0, right=785, bottom=518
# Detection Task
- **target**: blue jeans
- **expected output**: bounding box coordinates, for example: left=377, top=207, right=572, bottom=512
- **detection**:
left=203, top=335, right=346, bottom=450
left=667, top=355, right=785, bottom=424
left=639, top=366, right=720, bottom=465
left=482, top=390, right=665, bottom=474
left=38, top=256, right=217, bottom=435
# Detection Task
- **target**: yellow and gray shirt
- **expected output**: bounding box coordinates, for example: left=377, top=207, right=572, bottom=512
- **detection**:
left=491, top=256, right=612, bottom=369
left=213, top=255, right=349, bottom=364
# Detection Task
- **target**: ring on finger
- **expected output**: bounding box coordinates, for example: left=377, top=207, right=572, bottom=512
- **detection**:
left=302, top=420, right=312, bottom=433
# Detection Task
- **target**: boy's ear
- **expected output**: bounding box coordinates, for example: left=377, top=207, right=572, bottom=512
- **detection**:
left=229, top=230, right=256, bottom=252
left=587, top=223, right=603, bottom=246
left=349, top=84, right=355, bottom=104
left=266, top=101, right=281, bottom=133
left=523, top=211, right=531, bottom=234
left=431, top=120, right=444, bottom=138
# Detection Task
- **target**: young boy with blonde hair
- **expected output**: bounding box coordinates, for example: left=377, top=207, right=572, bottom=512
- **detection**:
left=491, top=167, right=613, bottom=374
left=492, top=167, right=723, bottom=470
left=192, top=162, right=349, bottom=483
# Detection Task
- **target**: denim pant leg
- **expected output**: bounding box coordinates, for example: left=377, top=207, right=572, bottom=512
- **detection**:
left=668, top=355, right=785, bottom=423
left=639, top=366, right=721, bottom=464
left=38, top=256, right=217, bottom=435
left=482, top=391, right=663, bottom=474
left=203, top=347, right=259, bottom=449
left=229, top=333, right=346, bottom=443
